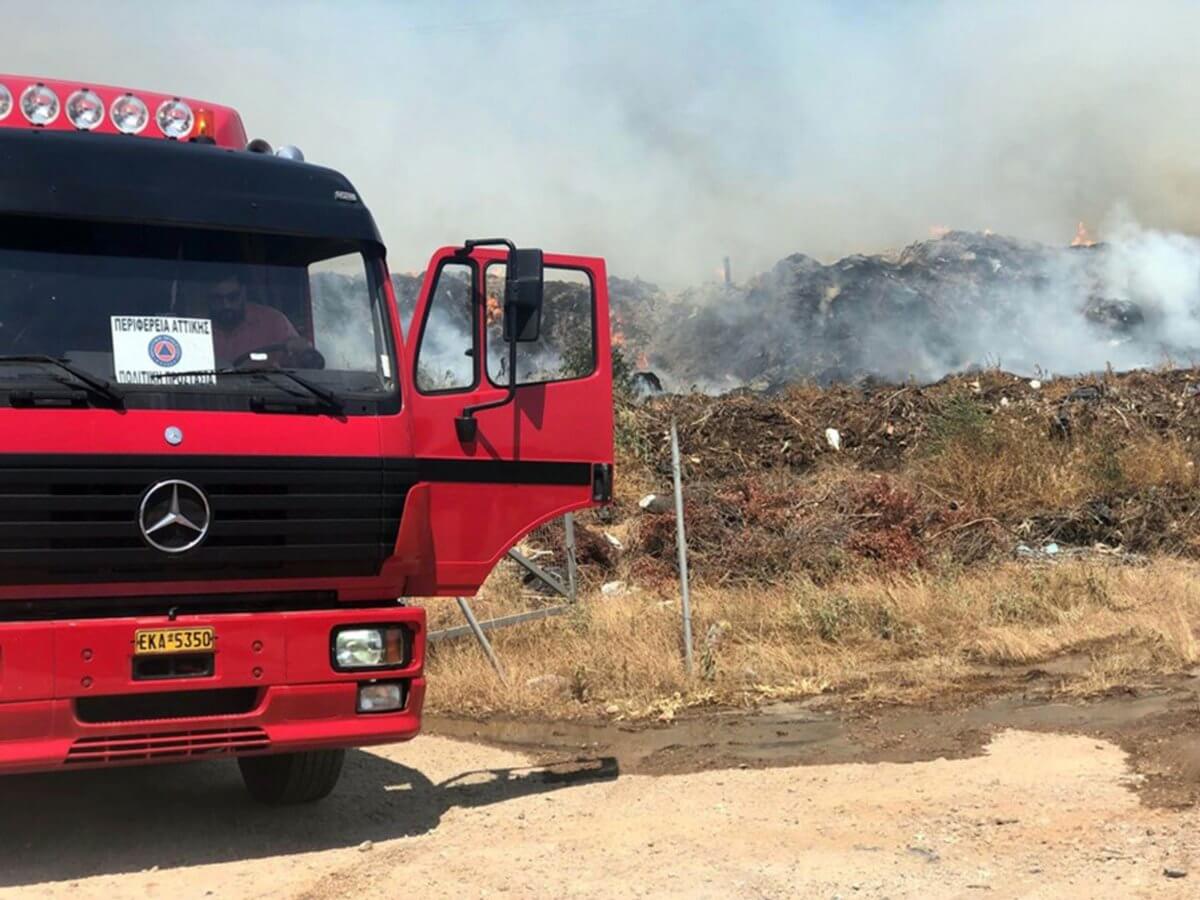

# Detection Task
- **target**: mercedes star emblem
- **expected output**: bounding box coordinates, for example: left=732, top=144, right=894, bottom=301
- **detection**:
left=164, top=426, right=184, bottom=446
left=139, top=480, right=211, bottom=554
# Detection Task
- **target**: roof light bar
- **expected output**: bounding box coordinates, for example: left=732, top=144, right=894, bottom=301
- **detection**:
left=0, top=73, right=249, bottom=148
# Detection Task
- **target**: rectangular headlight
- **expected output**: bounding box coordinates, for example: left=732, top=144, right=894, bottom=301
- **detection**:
left=333, top=626, right=406, bottom=670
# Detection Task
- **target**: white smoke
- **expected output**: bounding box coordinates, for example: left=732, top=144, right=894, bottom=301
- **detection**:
left=1097, top=214, right=1200, bottom=354
left=9, top=1, right=1200, bottom=285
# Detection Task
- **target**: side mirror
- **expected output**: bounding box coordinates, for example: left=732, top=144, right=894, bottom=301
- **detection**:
left=504, top=248, right=544, bottom=342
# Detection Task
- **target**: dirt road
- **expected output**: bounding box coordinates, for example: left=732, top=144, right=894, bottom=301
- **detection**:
left=3, top=691, right=1200, bottom=900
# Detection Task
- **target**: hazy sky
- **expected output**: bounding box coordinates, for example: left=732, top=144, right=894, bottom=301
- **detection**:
left=9, top=1, right=1200, bottom=283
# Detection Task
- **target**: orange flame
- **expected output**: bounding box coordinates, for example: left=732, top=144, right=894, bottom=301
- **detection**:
left=1071, top=221, right=1097, bottom=247
left=486, top=295, right=502, bottom=326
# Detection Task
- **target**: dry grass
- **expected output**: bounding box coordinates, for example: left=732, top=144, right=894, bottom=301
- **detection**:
left=422, top=557, right=1200, bottom=720
left=913, top=398, right=1198, bottom=518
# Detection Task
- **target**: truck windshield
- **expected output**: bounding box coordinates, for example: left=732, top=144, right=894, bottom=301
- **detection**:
left=0, top=217, right=396, bottom=411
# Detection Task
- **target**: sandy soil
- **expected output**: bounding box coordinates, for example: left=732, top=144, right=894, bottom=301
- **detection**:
left=2, top=707, right=1199, bottom=898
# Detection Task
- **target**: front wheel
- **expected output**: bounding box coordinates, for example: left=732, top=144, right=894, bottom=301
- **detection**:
left=238, top=749, right=346, bottom=804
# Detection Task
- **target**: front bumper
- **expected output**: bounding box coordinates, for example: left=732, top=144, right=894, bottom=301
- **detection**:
left=0, top=606, right=425, bottom=775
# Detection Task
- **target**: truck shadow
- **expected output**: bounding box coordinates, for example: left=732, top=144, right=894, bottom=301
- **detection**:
left=0, top=750, right=619, bottom=886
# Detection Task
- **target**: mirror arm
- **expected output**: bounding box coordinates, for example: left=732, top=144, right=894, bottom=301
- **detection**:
left=461, top=238, right=516, bottom=256
left=456, top=329, right=517, bottom=443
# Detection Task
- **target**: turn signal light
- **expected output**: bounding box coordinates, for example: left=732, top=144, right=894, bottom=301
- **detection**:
left=193, top=107, right=214, bottom=139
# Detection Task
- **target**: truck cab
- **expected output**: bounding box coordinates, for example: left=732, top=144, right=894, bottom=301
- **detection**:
left=0, top=76, right=613, bottom=802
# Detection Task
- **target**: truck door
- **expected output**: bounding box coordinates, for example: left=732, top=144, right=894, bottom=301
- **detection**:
left=394, top=245, right=613, bottom=596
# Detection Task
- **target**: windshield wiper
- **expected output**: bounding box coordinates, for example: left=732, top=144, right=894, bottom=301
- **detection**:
left=0, top=355, right=124, bottom=407
left=151, top=366, right=344, bottom=414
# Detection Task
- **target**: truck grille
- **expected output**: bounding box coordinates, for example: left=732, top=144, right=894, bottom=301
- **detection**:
left=65, top=726, right=270, bottom=765
left=0, top=454, right=412, bottom=586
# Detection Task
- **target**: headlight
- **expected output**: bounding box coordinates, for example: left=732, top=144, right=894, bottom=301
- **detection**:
left=333, top=626, right=407, bottom=670
left=66, top=89, right=105, bottom=130
left=20, top=84, right=60, bottom=126
left=156, top=98, right=193, bottom=139
left=0, top=84, right=12, bottom=121
left=110, top=93, right=149, bottom=134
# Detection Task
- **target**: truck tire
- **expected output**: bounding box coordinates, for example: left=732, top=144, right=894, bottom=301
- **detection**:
left=238, top=749, right=346, bottom=804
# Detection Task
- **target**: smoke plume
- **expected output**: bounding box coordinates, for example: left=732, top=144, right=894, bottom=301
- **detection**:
left=8, top=1, right=1200, bottom=285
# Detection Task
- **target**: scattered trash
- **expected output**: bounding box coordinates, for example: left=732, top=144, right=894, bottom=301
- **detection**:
left=1015, top=542, right=1147, bottom=566
left=603, top=532, right=624, bottom=550
left=600, top=581, right=628, bottom=597
left=824, top=427, right=841, bottom=451
left=1029, top=379, right=1042, bottom=390
left=638, top=493, right=674, bottom=515
left=357, top=840, right=373, bottom=853
left=1066, top=385, right=1102, bottom=402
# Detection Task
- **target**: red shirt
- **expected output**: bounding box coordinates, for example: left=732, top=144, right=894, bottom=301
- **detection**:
left=213, top=303, right=298, bottom=363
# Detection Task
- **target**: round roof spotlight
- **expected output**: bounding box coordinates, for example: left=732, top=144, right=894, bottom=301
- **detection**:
left=155, top=97, right=193, bottom=139
left=246, top=138, right=273, bottom=154
left=0, top=84, right=12, bottom=121
left=20, top=83, right=60, bottom=126
left=275, top=144, right=305, bottom=162
left=66, top=88, right=105, bottom=130
left=110, top=93, right=149, bottom=134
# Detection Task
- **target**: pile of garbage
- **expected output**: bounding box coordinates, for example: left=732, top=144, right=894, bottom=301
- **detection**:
left=542, top=366, right=1200, bottom=587
left=622, top=230, right=1200, bottom=391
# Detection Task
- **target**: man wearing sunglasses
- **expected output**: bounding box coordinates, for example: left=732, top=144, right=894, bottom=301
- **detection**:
left=207, top=272, right=318, bottom=367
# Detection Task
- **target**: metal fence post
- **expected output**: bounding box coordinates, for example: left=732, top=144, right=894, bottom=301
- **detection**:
left=670, top=419, right=694, bottom=675
left=456, top=596, right=507, bottom=684
left=564, top=512, right=578, bottom=602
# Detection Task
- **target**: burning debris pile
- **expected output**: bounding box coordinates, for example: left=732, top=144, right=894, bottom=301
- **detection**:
left=625, top=227, right=1200, bottom=392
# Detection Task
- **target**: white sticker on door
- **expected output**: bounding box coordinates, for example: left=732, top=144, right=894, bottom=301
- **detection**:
left=111, top=316, right=217, bottom=385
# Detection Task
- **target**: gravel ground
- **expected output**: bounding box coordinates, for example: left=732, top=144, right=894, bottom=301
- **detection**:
left=2, top=728, right=1198, bottom=898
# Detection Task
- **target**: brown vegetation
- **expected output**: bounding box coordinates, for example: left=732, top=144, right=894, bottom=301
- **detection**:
left=425, top=367, right=1200, bottom=718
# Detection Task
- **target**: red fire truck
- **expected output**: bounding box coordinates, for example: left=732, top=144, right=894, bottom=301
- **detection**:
left=0, top=76, right=613, bottom=802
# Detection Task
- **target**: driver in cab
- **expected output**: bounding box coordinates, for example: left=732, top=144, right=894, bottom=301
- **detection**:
left=207, top=273, right=319, bottom=367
